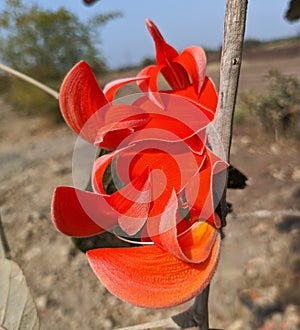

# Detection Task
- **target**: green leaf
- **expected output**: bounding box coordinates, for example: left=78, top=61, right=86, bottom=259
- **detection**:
left=0, top=258, right=39, bottom=330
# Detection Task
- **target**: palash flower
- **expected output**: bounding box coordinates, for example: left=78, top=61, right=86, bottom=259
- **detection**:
left=52, top=131, right=226, bottom=307
left=51, top=19, right=227, bottom=308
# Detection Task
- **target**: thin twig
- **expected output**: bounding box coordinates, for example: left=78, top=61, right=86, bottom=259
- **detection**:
left=0, top=63, right=59, bottom=99
left=0, top=213, right=11, bottom=259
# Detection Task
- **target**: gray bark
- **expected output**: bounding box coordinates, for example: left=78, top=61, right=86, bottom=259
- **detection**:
left=173, top=1, right=248, bottom=329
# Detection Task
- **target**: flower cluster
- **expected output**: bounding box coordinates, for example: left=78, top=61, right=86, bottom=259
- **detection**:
left=51, top=19, right=227, bottom=308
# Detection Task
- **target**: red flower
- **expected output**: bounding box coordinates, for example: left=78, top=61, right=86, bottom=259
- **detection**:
left=52, top=129, right=226, bottom=307
left=52, top=19, right=227, bottom=308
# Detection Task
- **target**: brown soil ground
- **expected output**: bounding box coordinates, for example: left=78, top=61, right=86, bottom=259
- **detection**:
left=0, top=42, right=300, bottom=329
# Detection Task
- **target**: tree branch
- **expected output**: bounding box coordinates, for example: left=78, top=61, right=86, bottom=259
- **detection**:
left=172, top=1, right=248, bottom=329
left=214, top=0, right=248, bottom=162
left=0, top=63, right=59, bottom=100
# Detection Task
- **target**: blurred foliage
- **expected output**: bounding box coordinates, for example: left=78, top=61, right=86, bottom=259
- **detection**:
left=244, top=70, right=300, bottom=139
left=204, top=47, right=221, bottom=63
left=0, top=0, right=121, bottom=120
left=140, top=57, right=156, bottom=68
left=234, top=90, right=259, bottom=125
left=243, top=38, right=264, bottom=51
left=7, top=77, right=61, bottom=119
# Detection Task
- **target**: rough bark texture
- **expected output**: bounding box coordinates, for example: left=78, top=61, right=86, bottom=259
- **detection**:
left=173, top=1, right=248, bottom=329
left=214, top=0, right=248, bottom=162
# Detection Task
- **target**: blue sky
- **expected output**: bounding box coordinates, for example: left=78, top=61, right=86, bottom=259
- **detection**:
left=1, top=0, right=299, bottom=68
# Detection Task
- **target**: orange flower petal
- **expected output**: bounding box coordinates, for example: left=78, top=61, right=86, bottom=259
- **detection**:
left=51, top=186, right=118, bottom=237
left=59, top=61, right=108, bottom=143
left=156, top=189, right=218, bottom=263
left=94, top=103, right=151, bottom=150
left=110, top=168, right=152, bottom=236
left=137, top=65, right=161, bottom=93
left=145, top=18, right=178, bottom=65
left=174, top=46, right=207, bottom=95
left=161, top=62, right=190, bottom=91
left=145, top=19, right=189, bottom=90
left=185, top=150, right=228, bottom=227
left=92, top=146, right=132, bottom=194
left=178, top=221, right=219, bottom=262
left=185, top=158, right=214, bottom=219
left=124, top=94, right=212, bottom=144
left=168, top=80, right=217, bottom=122
left=197, top=77, right=218, bottom=117
left=128, top=147, right=182, bottom=192
left=93, top=150, right=152, bottom=236
left=86, top=233, right=220, bottom=308
left=103, top=76, right=149, bottom=102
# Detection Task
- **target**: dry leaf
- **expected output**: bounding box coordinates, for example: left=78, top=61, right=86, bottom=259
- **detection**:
left=0, top=258, right=39, bottom=330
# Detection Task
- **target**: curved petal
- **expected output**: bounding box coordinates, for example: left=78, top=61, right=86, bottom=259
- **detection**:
left=115, top=142, right=203, bottom=198
left=92, top=147, right=130, bottom=194
left=185, top=159, right=214, bottom=218
left=127, top=147, right=182, bottom=191
left=197, top=77, right=218, bottom=117
left=185, top=150, right=228, bottom=228
left=146, top=184, right=173, bottom=244
left=110, top=168, right=152, bottom=236
left=157, top=189, right=218, bottom=263
left=145, top=18, right=178, bottom=65
left=130, top=93, right=212, bottom=143
left=184, top=131, right=207, bottom=155
left=86, top=233, right=220, bottom=308
left=94, top=104, right=151, bottom=150
left=93, top=150, right=152, bottom=236
left=51, top=186, right=118, bottom=237
left=174, top=46, right=207, bottom=95
left=59, top=61, right=108, bottom=143
left=137, top=65, right=161, bottom=93
left=168, top=80, right=218, bottom=122
left=161, top=62, right=190, bottom=90
left=178, top=221, right=219, bottom=262
left=145, top=19, right=189, bottom=90
left=103, top=76, right=149, bottom=103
